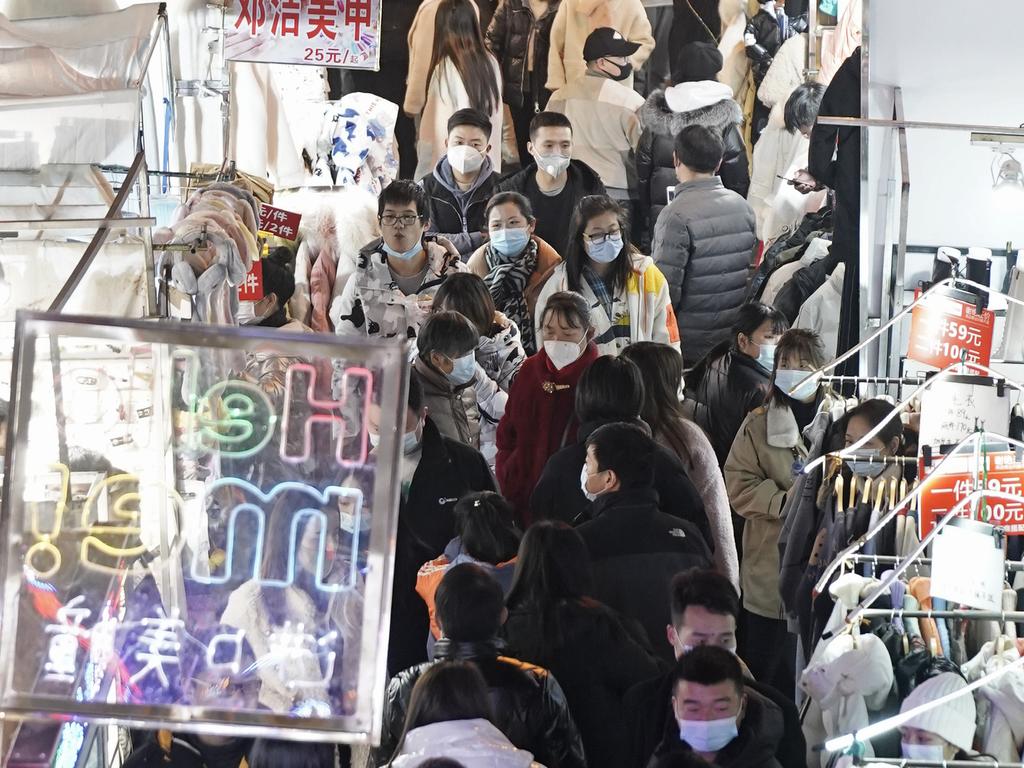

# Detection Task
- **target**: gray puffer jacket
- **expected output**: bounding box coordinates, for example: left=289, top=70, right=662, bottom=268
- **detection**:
left=652, top=177, right=756, bottom=365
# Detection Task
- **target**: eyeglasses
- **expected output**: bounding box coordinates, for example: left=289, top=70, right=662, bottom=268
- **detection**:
left=379, top=214, right=421, bottom=228
left=582, top=228, right=622, bottom=245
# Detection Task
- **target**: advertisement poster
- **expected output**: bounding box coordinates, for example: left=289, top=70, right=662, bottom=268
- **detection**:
left=225, top=0, right=381, bottom=70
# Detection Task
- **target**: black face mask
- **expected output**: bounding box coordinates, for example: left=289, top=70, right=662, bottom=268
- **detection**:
left=605, top=59, right=633, bottom=81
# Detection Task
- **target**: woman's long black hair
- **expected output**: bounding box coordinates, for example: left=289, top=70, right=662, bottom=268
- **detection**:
left=427, top=0, right=500, bottom=119
left=563, top=195, right=636, bottom=297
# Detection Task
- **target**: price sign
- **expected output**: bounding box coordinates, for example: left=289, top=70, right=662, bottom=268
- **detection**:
left=238, top=260, right=264, bottom=302
left=931, top=519, right=1005, bottom=611
left=907, top=291, right=994, bottom=369
left=258, top=203, right=302, bottom=241
left=919, top=451, right=1024, bottom=535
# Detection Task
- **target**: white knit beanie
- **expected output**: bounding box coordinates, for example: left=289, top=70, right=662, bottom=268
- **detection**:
left=900, top=672, right=977, bottom=753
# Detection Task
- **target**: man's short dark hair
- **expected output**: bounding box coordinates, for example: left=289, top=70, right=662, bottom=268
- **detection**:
left=447, top=108, right=493, bottom=137
left=529, top=111, right=573, bottom=139
left=671, top=645, right=744, bottom=694
left=434, top=563, right=505, bottom=642
left=674, top=125, right=724, bottom=174
left=417, top=310, right=479, bottom=360
left=378, top=178, right=428, bottom=218
left=586, top=422, right=655, bottom=490
left=575, top=356, right=644, bottom=424
left=784, top=82, right=826, bottom=134
left=670, top=568, right=740, bottom=627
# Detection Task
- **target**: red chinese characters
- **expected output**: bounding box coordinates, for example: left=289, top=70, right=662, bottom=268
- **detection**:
left=345, top=0, right=372, bottom=39
left=258, top=203, right=302, bottom=241
left=308, top=0, right=339, bottom=39
left=919, top=452, right=1024, bottom=536
left=271, top=0, right=302, bottom=36
left=236, top=0, right=267, bottom=34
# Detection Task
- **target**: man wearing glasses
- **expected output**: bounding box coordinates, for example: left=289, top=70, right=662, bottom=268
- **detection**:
left=332, top=180, right=465, bottom=342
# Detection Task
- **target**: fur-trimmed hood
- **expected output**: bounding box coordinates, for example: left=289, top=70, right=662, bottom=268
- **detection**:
left=641, top=87, right=743, bottom=139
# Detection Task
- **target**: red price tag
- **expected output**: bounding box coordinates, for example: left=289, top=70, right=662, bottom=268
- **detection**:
left=258, top=203, right=302, bottom=242
left=919, top=452, right=1024, bottom=535
left=238, top=261, right=264, bottom=301
left=907, top=291, right=994, bottom=369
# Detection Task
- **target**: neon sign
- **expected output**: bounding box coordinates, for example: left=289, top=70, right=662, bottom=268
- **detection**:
left=25, top=463, right=70, bottom=578
left=280, top=363, right=372, bottom=466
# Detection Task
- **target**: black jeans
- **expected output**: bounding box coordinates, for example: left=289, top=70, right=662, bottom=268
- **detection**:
left=739, top=609, right=796, bottom=701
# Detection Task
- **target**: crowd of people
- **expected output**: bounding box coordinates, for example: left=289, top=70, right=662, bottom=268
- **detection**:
left=120, top=1, right=993, bottom=767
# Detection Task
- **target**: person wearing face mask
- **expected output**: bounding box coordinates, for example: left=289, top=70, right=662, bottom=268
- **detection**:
left=684, top=302, right=789, bottom=466
left=652, top=124, right=757, bottom=367
left=333, top=181, right=465, bottom=343
left=897, top=672, right=978, bottom=763
left=647, top=646, right=785, bottom=768
left=724, top=328, right=841, bottom=697
left=546, top=29, right=645, bottom=212
left=467, top=192, right=562, bottom=355
left=366, top=372, right=496, bottom=675
left=495, top=112, right=605, bottom=257
left=535, top=194, right=677, bottom=357
left=842, top=398, right=904, bottom=481
left=625, top=569, right=806, bottom=768
left=421, top=109, right=498, bottom=258
left=413, top=310, right=507, bottom=454
left=496, top=291, right=599, bottom=526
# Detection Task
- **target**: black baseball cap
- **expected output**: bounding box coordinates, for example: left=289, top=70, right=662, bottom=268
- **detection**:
left=583, top=27, right=641, bottom=62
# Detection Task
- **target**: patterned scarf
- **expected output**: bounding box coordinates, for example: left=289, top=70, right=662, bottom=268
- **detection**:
left=484, top=239, right=539, bottom=354
left=583, top=264, right=615, bottom=325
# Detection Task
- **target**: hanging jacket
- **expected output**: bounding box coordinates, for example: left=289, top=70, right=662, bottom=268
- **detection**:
left=413, top=356, right=507, bottom=450
left=760, top=236, right=832, bottom=307
left=795, top=263, right=845, bottom=357
left=332, top=236, right=466, bottom=341
left=374, top=639, right=586, bottom=768
left=533, top=254, right=680, bottom=357
left=578, top=487, right=712, bottom=660
left=485, top=0, right=561, bottom=109
left=391, top=719, right=545, bottom=768
left=637, top=84, right=749, bottom=241
left=652, top=177, right=757, bottom=365
left=421, top=155, right=498, bottom=257
left=545, top=0, right=655, bottom=91
left=773, top=246, right=840, bottom=323
left=725, top=391, right=843, bottom=619
left=496, top=342, right=600, bottom=525
left=478, top=313, right=529, bottom=392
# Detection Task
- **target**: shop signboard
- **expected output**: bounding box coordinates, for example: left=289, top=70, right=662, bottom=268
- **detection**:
left=224, top=0, right=381, bottom=71
left=238, top=260, right=265, bottom=301
left=0, top=311, right=409, bottom=743
left=906, top=290, right=994, bottom=369
left=918, top=451, right=1024, bottom=535
left=258, top=203, right=302, bottom=241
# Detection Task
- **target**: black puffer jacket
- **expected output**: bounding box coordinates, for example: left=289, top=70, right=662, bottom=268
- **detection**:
left=485, top=0, right=560, bottom=109
left=651, top=177, right=757, bottom=365
left=684, top=349, right=772, bottom=465
left=637, top=88, right=749, bottom=241
left=373, top=639, right=587, bottom=768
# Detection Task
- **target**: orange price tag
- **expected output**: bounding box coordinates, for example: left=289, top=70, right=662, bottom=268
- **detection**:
left=907, top=291, right=994, bottom=369
left=918, top=451, right=1024, bottom=535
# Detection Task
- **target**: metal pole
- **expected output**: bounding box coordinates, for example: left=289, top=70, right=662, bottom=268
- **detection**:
left=48, top=151, right=147, bottom=313
left=818, top=115, right=1024, bottom=135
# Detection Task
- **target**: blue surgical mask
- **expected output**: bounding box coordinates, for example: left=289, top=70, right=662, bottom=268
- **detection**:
left=490, top=227, right=530, bottom=257
left=774, top=368, right=819, bottom=403
left=382, top=239, right=424, bottom=261
left=755, top=343, right=776, bottom=372
left=585, top=234, right=623, bottom=264
left=849, top=448, right=887, bottom=478
left=446, top=352, right=477, bottom=386
left=678, top=716, right=739, bottom=752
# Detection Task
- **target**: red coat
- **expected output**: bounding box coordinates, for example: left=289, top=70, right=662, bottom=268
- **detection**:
left=496, top=342, right=600, bottom=526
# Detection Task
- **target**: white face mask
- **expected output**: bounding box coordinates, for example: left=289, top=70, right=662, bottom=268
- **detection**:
left=535, top=153, right=571, bottom=178
left=447, top=144, right=485, bottom=175
left=902, top=743, right=946, bottom=762
left=580, top=465, right=599, bottom=502
left=678, top=716, right=739, bottom=753
left=368, top=423, right=421, bottom=454
left=544, top=338, right=585, bottom=370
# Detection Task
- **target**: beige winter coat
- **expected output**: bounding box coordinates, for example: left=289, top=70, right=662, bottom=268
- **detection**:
left=724, top=392, right=841, bottom=619
left=545, top=0, right=654, bottom=91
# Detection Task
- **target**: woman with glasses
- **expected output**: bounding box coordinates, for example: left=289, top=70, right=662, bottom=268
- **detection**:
left=534, top=194, right=678, bottom=356
left=467, top=191, right=562, bottom=355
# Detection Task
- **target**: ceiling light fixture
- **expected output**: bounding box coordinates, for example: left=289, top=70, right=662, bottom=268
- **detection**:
left=993, top=150, right=1024, bottom=202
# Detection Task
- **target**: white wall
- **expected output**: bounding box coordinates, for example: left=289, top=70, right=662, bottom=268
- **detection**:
left=869, top=0, right=1024, bottom=250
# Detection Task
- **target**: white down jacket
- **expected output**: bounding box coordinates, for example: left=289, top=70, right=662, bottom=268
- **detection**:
left=391, top=719, right=546, bottom=768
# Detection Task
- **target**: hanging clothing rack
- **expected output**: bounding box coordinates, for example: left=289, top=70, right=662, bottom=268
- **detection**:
left=841, top=553, right=1024, bottom=572
left=854, top=759, right=1024, bottom=767
left=856, top=608, right=1024, bottom=622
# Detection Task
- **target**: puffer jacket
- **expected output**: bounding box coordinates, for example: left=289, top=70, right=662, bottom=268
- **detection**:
left=637, top=84, right=749, bottom=240
left=533, top=254, right=680, bottom=357
left=651, top=177, right=757, bottom=365
left=391, top=719, right=544, bottom=768
left=421, top=155, right=497, bottom=257
left=373, top=639, right=587, bottom=768
left=486, top=0, right=560, bottom=109
left=724, top=391, right=843, bottom=619
left=331, top=236, right=466, bottom=341
left=413, top=356, right=507, bottom=451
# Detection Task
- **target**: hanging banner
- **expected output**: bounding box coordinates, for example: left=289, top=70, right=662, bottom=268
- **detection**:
left=931, top=518, right=1005, bottom=611
left=238, top=260, right=265, bottom=301
left=917, top=376, right=1010, bottom=453
left=907, top=291, right=994, bottom=369
left=258, top=203, right=302, bottom=241
left=918, top=451, right=1024, bottom=535
left=224, top=0, right=381, bottom=71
